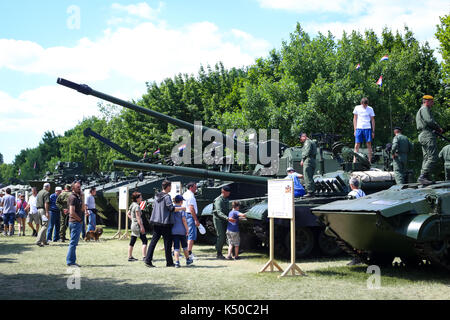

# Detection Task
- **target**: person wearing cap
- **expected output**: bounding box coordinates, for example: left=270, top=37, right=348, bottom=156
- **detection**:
left=353, top=97, right=376, bottom=163
left=47, top=186, right=62, bottom=242
left=438, top=144, right=450, bottom=181
left=171, top=194, right=194, bottom=267
left=56, top=184, right=72, bottom=242
left=285, top=167, right=306, bottom=197
left=213, top=185, right=234, bottom=259
left=416, top=95, right=443, bottom=184
left=127, top=192, right=148, bottom=262
left=36, top=183, right=51, bottom=246
left=346, top=178, right=366, bottom=266
left=300, top=133, right=317, bottom=197
left=391, top=127, right=413, bottom=184
left=182, top=182, right=200, bottom=260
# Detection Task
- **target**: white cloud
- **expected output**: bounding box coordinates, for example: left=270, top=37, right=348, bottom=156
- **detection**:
left=111, top=2, right=164, bottom=20
left=257, top=0, right=366, bottom=14
left=0, top=21, right=270, bottom=83
left=257, top=0, right=449, bottom=49
left=0, top=11, right=271, bottom=163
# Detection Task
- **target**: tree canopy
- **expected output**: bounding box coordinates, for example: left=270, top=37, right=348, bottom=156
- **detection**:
left=1, top=22, right=448, bottom=184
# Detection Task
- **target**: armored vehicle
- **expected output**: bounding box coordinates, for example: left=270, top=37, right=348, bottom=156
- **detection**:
left=82, top=127, right=200, bottom=227
left=312, top=181, right=450, bottom=269
left=29, top=161, right=85, bottom=193
left=57, top=78, right=395, bottom=257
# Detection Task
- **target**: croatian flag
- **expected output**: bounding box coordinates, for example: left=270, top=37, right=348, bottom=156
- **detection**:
left=139, top=201, right=146, bottom=210
left=153, top=148, right=160, bottom=155
left=355, top=63, right=361, bottom=70
left=380, top=55, right=389, bottom=62
left=178, top=144, right=187, bottom=151
left=376, top=76, right=383, bottom=87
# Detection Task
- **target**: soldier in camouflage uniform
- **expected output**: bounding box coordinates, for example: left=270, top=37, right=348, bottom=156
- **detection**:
left=438, top=145, right=450, bottom=181
left=415, top=95, right=443, bottom=184
left=213, top=185, right=231, bottom=259
left=300, top=133, right=317, bottom=197
left=391, top=127, right=413, bottom=184
left=56, top=184, right=71, bottom=242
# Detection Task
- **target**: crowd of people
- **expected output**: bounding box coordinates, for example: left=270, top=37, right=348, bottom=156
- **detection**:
left=0, top=95, right=448, bottom=268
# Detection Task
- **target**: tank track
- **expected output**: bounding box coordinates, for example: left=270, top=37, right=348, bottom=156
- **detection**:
left=335, top=238, right=369, bottom=264
left=414, top=240, right=450, bottom=272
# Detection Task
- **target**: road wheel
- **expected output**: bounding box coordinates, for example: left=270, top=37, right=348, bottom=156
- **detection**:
left=284, top=227, right=315, bottom=259
left=317, top=230, right=342, bottom=256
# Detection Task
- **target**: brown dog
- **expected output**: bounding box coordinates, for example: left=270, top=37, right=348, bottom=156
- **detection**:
left=84, top=227, right=103, bottom=241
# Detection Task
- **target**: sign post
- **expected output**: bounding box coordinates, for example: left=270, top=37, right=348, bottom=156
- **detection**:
left=113, top=187, right=129, bottom=239
left=259, top=179, right=305, bottom=277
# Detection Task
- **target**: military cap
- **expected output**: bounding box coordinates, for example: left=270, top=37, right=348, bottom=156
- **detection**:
left=423, top=95, right=434, bottom=100
left=393, top=126, right=402, bottom=131
left=65, top=184, right=72, bottom=190
left=222, top=185, right=231, bottom=192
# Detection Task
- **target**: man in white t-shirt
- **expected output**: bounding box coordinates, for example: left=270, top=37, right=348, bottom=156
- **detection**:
left=26, top=187, right=40, bottom=237
left=347, top=178, right=366, bottom=199
left=182, top=182, right=200, bottom=260
left=353, top=97, right=375, bottom=163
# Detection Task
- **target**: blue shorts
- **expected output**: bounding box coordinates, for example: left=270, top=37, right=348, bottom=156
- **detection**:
left=172, top=234, right=188, bottom=251
left=186, top=214, right=197, bottom=241
left=355, top=129, right=372, bottom=143
left=3, top=213, right=15, bottom=226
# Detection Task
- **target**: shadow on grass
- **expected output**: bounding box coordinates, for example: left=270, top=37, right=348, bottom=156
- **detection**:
left=308, top=264, right=450, bottom=285
left=0, top=242, right=34, bottom=256
left=0, top=272, right=183, bottom=300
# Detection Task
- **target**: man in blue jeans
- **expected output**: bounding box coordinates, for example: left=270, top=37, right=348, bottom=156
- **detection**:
left=47, top=187, right=62, bottom=242
left=85, top=187, right=97, bottom=233
left=67, top=181, right=83, bottom=267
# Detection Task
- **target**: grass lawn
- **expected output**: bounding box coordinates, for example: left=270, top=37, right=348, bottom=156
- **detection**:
left=1, top=227, right=450, bottom=300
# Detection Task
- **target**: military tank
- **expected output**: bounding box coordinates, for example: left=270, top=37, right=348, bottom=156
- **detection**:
left=28, top=161, right=86, bottom=193
left=312, top=181, right=450, bottom=269
left=82, top=127, right=201, bottom=227
left=57, top=78, right=395, bottom=257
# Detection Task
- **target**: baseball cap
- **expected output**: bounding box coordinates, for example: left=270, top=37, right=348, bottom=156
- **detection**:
left=222, top=185, right=231, bottom=192
left=286, top=167, right=295, bottom=172
left=55, top=186, right=62, bottom=191
left=423, top=95, right=434, bottom=100
left=174, top=194, right=184, bottom=202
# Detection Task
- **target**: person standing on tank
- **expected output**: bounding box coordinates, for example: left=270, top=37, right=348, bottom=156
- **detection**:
left=300, top=133, right=317, bottom=197
left=391, top=127, right=413, bottom=184
left=416, top=95, right=444, bottom=184
left=438, top=144, right=450, bottom=181
left=353, top=97, right=375, bottom=163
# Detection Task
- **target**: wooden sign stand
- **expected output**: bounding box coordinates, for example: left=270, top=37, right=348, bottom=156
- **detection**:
left=259, top=218, right=283, bottom=273
left=120, top=211, right=129, bottom=240
left=112, top=209, right=123, bottom=239
left=279, top=215, right=306, bottom=277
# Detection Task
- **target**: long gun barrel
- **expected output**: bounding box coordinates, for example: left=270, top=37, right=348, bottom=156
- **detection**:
left=83, top=127, right=141, bottom=162
left=113, top=160, right=269, bottom=186
left=57, top=78, right=249, bottom=153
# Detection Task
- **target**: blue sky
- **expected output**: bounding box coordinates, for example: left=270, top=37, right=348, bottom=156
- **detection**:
left=0, top=0, right=448, bottom=164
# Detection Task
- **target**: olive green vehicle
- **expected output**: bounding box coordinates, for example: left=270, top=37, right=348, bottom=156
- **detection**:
left=29, top=161, right=86, bottom=193
left=312, top=181, right=450, bottom=269
left=57, top=77, right=396, bottom=257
